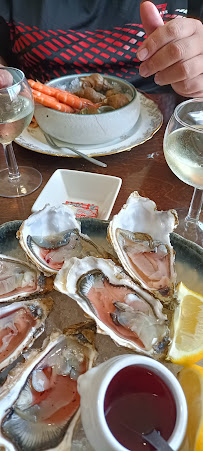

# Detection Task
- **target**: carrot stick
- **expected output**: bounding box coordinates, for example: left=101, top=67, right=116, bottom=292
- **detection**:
left=32, top=89, right=74, bottom=113
left=28, top=79, right=95, bottom=110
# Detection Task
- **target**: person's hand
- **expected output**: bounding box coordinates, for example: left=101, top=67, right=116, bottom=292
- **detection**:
left=0, top=64, right=13, bottom=88
left=137, top=1, right=203, bottom=97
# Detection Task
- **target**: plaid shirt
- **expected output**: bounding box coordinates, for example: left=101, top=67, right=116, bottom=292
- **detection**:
left=0, top=0, right=192, bottom=92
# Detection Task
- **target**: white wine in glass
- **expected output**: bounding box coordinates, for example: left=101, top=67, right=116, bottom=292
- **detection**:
left=163, top=98, right=203, bottom=246
left=0, top=67, right=42, bottom=197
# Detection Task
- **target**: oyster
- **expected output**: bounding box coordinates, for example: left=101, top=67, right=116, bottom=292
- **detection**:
left=0, top=321, right=97, bottom=451
left=107, top=192, right=178, bottom=303
left=54, top=256, right=169, bottom=355
left=17, top=204, right=108, bottom=275
left=0, top=254, right=53, bottom=302
left=0, top=297, right=53, bottom=371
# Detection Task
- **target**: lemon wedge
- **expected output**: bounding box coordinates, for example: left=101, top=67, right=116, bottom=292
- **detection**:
left=167, top=282, right=203, bottom=365
left=178, top=365, right=203, bottom=451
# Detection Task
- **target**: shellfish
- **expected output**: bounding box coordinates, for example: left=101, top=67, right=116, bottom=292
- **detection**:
left=107, top=192, right=178, bottom=303
left=0, top=297, right=53, bottom=371
left=17, top=204, right=108, bottom=275
left=0, top=321, right=97, bottom=451
left=54, top=256, right=169, bottom=355
left=0, top=254, right=53, bottom=302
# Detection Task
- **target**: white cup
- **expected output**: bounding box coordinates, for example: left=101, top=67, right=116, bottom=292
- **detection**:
left=77, top=355, right=188, bottom=451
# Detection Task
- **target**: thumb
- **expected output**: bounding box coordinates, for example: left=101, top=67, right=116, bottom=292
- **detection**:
left=140, top=1, right=164, bottom=36
left=0, top=65, right=13, bottom=89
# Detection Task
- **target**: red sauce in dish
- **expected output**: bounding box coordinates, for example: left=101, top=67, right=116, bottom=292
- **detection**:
left=104, top=365, right=176, bottom=451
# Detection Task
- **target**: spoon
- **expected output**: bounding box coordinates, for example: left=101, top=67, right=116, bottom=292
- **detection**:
left=142, top=429, right=174, bottom=450
left=43, top=132, right=107, bottom=168
left=122, top=422, right=173, bottom=451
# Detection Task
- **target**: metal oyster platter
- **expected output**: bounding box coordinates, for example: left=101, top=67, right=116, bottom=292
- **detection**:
left=0, top=204, right=203, bottom=451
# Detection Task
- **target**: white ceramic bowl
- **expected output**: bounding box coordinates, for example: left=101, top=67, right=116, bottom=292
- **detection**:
left=34, top=74, right=140, bottom=145
left=77, top=355, right=188, bottom=451
left=31, top=169, right=122, bottom=219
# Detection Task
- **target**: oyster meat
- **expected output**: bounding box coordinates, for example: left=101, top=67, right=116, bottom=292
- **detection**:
left=54, top=256, right=169, bottom=355
left=0, top=297, right=53, bottom=372
left=17, top=204, right=108, bottom=275
left=0, top=321, right=97, bottom=451
left=0, top=254, right=53, bottom=302
left=107, top=192, right=178, bottom=303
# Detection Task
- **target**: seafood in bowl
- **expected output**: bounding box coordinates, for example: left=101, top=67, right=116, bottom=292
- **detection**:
left=32, top=73, right=140, bottom=145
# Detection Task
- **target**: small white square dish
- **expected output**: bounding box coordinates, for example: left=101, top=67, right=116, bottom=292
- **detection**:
left=31, top=169, right=122, bottom=220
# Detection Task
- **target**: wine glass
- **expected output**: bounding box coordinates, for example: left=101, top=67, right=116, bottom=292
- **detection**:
left=0, top=67, right=42, bottom=197
left=163, top=98, right=203, bottom=247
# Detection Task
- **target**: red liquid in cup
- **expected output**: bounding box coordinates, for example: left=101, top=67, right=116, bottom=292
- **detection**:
left=104, top=365, right=176, bottom=451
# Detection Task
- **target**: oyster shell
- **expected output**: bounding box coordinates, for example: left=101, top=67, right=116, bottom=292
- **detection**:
left=0, top=321, right=97, bottom=451
left=17, top=204, right=108, bottom=275
left=0, top=297, right=53, bottom=372
left=107, top=192, right=178, bottom=303
left=54, top=256, right=169, bottom=355
left=0, top=254, right=53, bottom=302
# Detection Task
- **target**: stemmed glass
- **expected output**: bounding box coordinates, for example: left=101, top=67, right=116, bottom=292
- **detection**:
left=163, top=98, right=203, bottom=247
left=0, top=67, right=42, bottom=197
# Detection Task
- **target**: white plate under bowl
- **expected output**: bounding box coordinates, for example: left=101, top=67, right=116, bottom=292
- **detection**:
left=31, top=169, right=122, bottom=220
left=15, top=93, right=163, bottom=157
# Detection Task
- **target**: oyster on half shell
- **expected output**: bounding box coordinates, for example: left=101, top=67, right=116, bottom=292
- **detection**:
left=54, top=256, right=169, bottom=355
left=0, top=254, right=53, bottom=302
left=17, top=204, right=108, bottom=275
left=107, top=192, right=178, bottom=304
left=0, top=321, right=97, bottom=451
left=0, top=297, right=53, bottom=372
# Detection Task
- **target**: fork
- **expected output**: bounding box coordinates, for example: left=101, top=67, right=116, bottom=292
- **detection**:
left=43, top=132, right=107, bottom=168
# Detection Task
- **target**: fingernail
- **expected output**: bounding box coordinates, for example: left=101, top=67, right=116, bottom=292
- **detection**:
left=154, top=74, right=160, bottom=85
left=139, top=64, right=149, bottom=77
left=137, top=47, right=148, bottom=61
